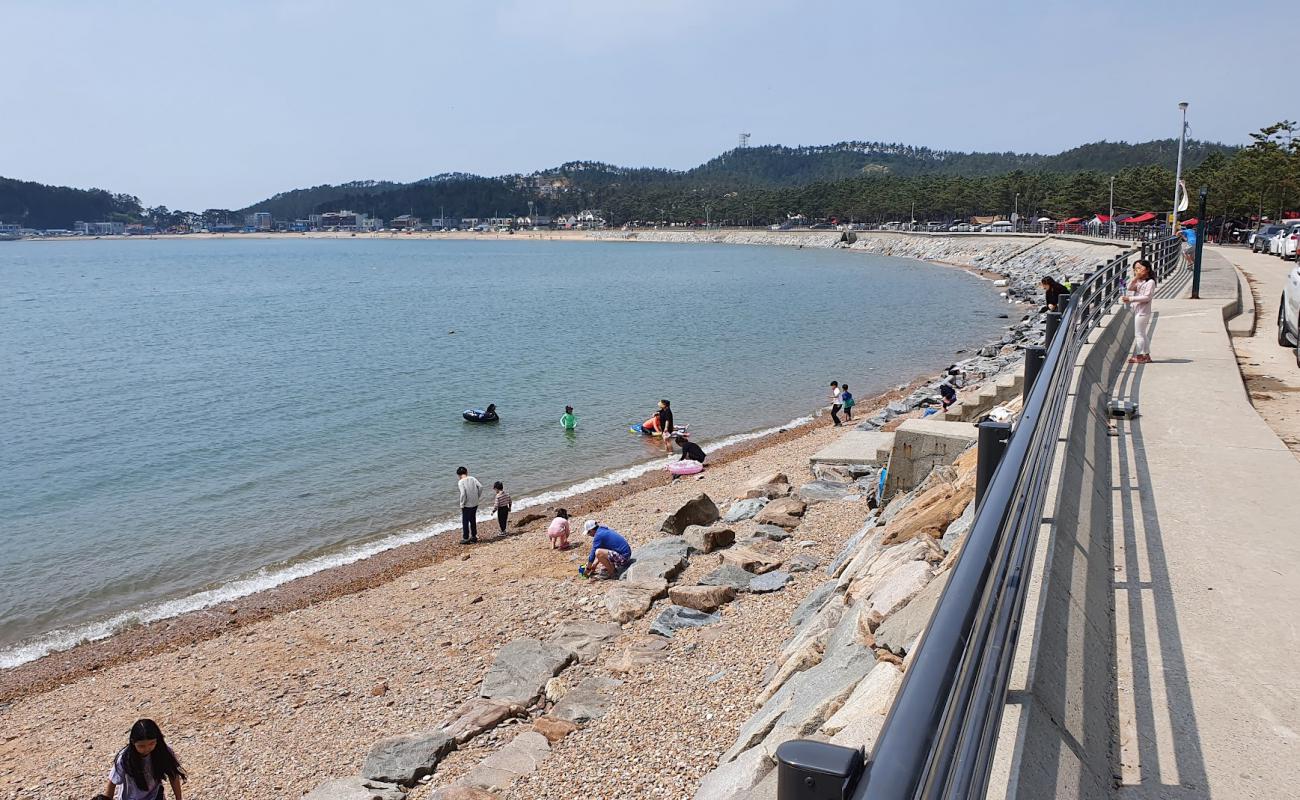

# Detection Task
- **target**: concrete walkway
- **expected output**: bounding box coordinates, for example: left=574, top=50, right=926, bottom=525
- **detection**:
left=1109, top=252, right=1300, bottom=798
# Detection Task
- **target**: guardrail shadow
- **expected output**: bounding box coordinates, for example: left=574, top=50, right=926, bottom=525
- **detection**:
left=1111, top=322, right=1209, bottom=798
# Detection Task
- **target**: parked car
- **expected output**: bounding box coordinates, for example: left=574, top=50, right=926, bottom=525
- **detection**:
left=1282, top=223, right=1300, bottom=260
left=1279, top=259, right=1300, bottom=359
left=989, top=221, right=1014, bottom=232
left=1253, top=224, right=1285, bottom=253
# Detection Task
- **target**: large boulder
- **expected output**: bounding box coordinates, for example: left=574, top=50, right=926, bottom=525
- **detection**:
left=479, top=639, right=575, bottom=706
left=721, top=545, right=783, bottom=574
left=755, top=496, right=807, bottom=529
left=635, top=536, right=692, bottom=562
left=604, top=577, right=668, bottom=623
left=549, top=676, right=623, bottom=724
left=361, top=731, right=456, bottom=786
left=621, top=554, right=688, bottom=584
left=820, top=662, right=903, bottom=736
left=661, top=493, right=720, bottom=534
left=940, top=498, right=976, bottom=554
left=649, top=605, right=722, bottom=637
left=798, top=480, right=854, bottom=504
left=789, top=580, right=839, bottom=629
left=881, top=477, right=973, bottom=546
left=872, top=572, right=949, bottom=655
left=723, top=497, right=768, bottom=523
left=305, top=777, right=407, bottom=800
left=700, top=564, right=758, bottom=591
left=754, top=524, right=793, bottom=542
left=826, top=520, right=876, bottom=578
left=860, top=561, right=935, bottom=632
left=669, top=584, right=736, bottom=612
left=546, top=620, right=624, bottom=664
left=682, top=525, right=736, bottom=554
left=692, top=746, right=773, bottom=800
left=439, top=698, right=524, bottom=744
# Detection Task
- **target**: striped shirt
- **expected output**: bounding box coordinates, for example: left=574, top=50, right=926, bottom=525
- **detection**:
left=493, top=490, right=512, bottom=509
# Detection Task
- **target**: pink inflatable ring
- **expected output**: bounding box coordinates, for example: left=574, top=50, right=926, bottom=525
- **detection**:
left=668, top=460, right=704, bottom=476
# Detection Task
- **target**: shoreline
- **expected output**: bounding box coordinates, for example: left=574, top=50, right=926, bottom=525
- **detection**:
left=0, top=377, right=942, bottom=703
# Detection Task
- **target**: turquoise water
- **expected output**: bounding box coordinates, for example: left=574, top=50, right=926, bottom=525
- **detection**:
left=0, top=237, right=1007, bottom=664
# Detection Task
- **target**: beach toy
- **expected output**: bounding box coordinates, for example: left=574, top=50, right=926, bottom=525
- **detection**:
left=668, top=460, right=704, bottom=476
left=463, top=409, right=499, bottom=424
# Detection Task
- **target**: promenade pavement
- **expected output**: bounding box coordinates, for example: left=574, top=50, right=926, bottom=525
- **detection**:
left=1110, top=247, right=1300, bottom=798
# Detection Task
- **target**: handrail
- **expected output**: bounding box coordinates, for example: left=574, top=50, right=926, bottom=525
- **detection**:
left=777, top=235, right=1182, bottom=800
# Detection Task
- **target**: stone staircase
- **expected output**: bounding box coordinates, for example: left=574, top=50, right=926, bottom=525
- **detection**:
left=942, top=367, right=1024, bottom=422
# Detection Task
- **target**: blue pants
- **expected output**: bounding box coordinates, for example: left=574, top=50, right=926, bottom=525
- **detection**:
left=461, top=506, right=478, bottom=541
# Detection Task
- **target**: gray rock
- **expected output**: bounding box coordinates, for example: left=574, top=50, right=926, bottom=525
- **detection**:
left=749, top=570, right=792, bottom=593
left=682, top=525, right=736, bottom=553
left=754, top=524, right=793, bottom=541
left=479, top=639, right=575, bottom=706
left=549, top=676, right=623, bottom=724
left=649, top=604, right=722, bottom=637
left=826, top=520, right=874, bottom=578
left=546, top=620, right=624, bottom=664
left=692, top=746, right=772, bottom=800
left=439, top=697, right=524, bottom=744
left=751, top=644, right=879, bottom=760
left=661, top=493, right=720, bottom=534
left=798, top=480, right=854, bottom=504
left=940, top=498, right=976, bottom=553
left=811, top=464, right=856, bottom=483
left=635, top=536, right=692, bottom=562
left=361, top=730, right=455, bottom=786
left=872, top=571, right=949, bottom=655
left=787, top=554, right=820, bottom=573
left=700, top=564, right=756, bottom=592
left=461, top=731, right=551, bottom=792
left=305, top=777, right=407, bottom=800
left=789, top=580, right=838, bottom=629
left=621, top=554, right=688, bottom=583
left=887, top=400, right=910, bottom=414
left=723, top=497, right=768, bottom=523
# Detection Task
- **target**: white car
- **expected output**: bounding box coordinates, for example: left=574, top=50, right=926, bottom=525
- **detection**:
left=1268, top=228, right=1289, bottom=257
left=1280, top=260, right=1300, bottom=367
left=1283, top=224, right=1300, bottom=260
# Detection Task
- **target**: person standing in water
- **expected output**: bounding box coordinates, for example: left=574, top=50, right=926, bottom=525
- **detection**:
left=560, top=405, right=577, bottom=431
left=94, top=718, right=187, bottom=800
left=655, top=399, right=674, bottom=452
left=456, top=466, right=483, bottom=543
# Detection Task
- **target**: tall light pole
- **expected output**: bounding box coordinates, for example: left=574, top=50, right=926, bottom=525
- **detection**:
left=1109, top=176, right=1116, bottom=238
left=1172, top=101, right=1189, bottom=233
left=1013, top=192, right=1019, bottom=228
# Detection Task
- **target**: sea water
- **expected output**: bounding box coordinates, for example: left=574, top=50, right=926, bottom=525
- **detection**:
left=0, top=237, right=1008, bottom=665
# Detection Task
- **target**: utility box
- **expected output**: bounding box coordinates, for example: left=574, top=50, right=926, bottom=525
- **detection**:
left=1107, top=399, right=1139, bottom=419
left=775, top=740, right=864, bottom=800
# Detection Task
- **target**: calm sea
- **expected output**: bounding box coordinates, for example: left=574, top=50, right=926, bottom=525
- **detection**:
left=0, top=237, right=1007, bottom=665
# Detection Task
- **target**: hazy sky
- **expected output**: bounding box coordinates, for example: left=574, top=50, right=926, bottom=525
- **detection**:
left=2, top=0, right=1277, bottom=210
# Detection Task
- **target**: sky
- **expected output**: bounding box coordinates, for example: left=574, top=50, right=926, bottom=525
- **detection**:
left=1, top=0, right=1280, bottom=211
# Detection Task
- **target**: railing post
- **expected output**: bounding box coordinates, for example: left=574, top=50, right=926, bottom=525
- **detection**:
left=1022, top=344, right=1047, bottom=403
left=775, top=740, right=864, bottom=800
left=1044, top=310, right=1062, bottom=343
left=975, top=420, right=1013, bottom=506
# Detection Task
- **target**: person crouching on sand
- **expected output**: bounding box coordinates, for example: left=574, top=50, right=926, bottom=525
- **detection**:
left=548, top=508, right=572, bottom=549
left=581, top=520, right=632, bottom=579
left=93, top=718, right=187, bottom=800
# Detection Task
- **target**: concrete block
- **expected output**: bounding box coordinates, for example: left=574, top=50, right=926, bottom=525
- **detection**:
left=810, top=430, right=895, bottom=468
left=881, top=419, right=978, bottom=499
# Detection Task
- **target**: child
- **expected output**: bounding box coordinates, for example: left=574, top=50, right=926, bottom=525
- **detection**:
left=547, top=508, right=572, bottom=550
left=840, top=383, right=855, bottom=421
left=560, top=406, right=577, bottom=431
left=829, top=381, right=842, bottom=426
left=95, top=718, right=187, bottom=800
left=491, top=481, right=511, bottom=535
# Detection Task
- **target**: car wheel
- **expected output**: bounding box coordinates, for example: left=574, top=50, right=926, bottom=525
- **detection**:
left=1281, top=299, right=1298, bottom=347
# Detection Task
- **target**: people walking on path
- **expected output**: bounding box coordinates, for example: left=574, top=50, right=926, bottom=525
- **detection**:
left=581, top=520, right=632, bottom=579
left=94, top=718, right=187, bottom=800
left=840, top=384, right=855, bottom=421
left=456, top=466, right=483, bottom=543
left=560, top=405, right=577, bottom=431
left=829, top=381, right=842, bottom=426
left=491, top=481, right=511, bottom=534
left=547, top=508, right=572, bottom=550
left=1121, top=259, right=1157, bottom=364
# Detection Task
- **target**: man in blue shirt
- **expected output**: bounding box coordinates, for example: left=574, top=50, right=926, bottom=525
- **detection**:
left=1181, top=226, right=1197, bottom=268
left=583, top=520, right=632, bottom=578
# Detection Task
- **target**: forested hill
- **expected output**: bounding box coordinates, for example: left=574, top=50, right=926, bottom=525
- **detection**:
left=0, top=177, right=142, bottom=229
left=237, top=138, right=1235, bottom=220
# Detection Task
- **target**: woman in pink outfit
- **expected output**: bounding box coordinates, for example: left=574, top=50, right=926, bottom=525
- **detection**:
left=1121, top=259, right=1157, bottom=363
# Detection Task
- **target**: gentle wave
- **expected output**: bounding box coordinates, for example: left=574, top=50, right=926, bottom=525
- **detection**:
left=0, top=414, right=813, bottom=669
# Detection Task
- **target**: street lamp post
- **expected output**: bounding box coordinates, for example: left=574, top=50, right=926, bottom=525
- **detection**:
left=1109, top=176, right=1115, bottom=238
left=1013, top=193, right=1019, bottom=229
left=1172, top=101, right=1189, bottom=234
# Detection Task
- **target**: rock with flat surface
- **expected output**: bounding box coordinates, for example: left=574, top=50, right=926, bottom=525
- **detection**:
left=431, top=786, right=499, bottom=800
left=661, top=493, right=720, bottom=534
left=604, top=577, right=669, bottom=623
left=787, top=553, right=820, bottom=573
left=826, top=522, right=876, bottom=579
left=862, top=561, right=934, bottom=632
left=649, top=605, right=722, bottom=637
left=479, top=639, right=575, bottom=706
left=755, top=496, right=807, bottom=529
left=721, top=545, right=782, bottom=574
left=872, top=572, right=949, bottom=655
left=305, top=777, right=407, bottom=800
left=820, top=661, right=904, bottom=736
left=545, top=620, right=624, bottom=663
left=608, top=635, right=671, bottom=674
left=940, top=498, right=976, bottom=553
left=532, top=717, right=578, bottom=743
left=669, top=583, right=736, bottom=612
left=723, top=497, right=768, bottom=522
left=749, top=570, right=792, bottom=594
left=621, top=554, right=688, bottom=584
left=789, top=580, right=839, bottom=629
left=361, top=730, right=456, bottom=786
left=700, top=564, right=757, bottom=591
left=798, top=480, right=854, bottom=504
left=881, top=476, right=973, bottom=547
left=746, top=472, right=788, bottom=491
left=550, top=676, right=623, bottom=723
left=439, top=698, right=524, bottom=744
left=682, top=525, right=736, bottom=553
left=693, top=746, right=772, bottom=800
left=744, top=482, right=792, bottom=500
left=635, top=536, right=692, bottom=562
left=461, top=731, right=551, bottom=793
left=754, top=524, right=793, bottom=541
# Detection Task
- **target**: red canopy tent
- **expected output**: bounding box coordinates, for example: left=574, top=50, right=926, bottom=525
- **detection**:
left=1095, top=214, right=1111, bottom=223
left=1181, top=218, right=1198, bottom=227
left=1061, top=217, right=1083, bottom=224
left=1125, top=212, right=1156, bottom=224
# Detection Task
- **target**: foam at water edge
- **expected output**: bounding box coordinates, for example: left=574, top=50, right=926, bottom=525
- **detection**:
left=0, top=414, right=813, bottom=669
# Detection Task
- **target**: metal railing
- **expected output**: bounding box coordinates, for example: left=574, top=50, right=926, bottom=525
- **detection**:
left=776, top=235, right=1183, bottom=800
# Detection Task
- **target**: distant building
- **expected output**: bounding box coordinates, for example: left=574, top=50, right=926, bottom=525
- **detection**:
left=74, top=221, right=126, bottom=235
left=0, top=222, right=19, bottom=236
left=487, top=217, right=513, bottom=228
left=307, top=214, right=323, bottom=229
left=428, top=217, right=457, bottom=229
left=460, top=218, right=480, bottom=228
left=390, top=214, right=422, bottom=230
left=250, top=212, right=273, bottom=231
